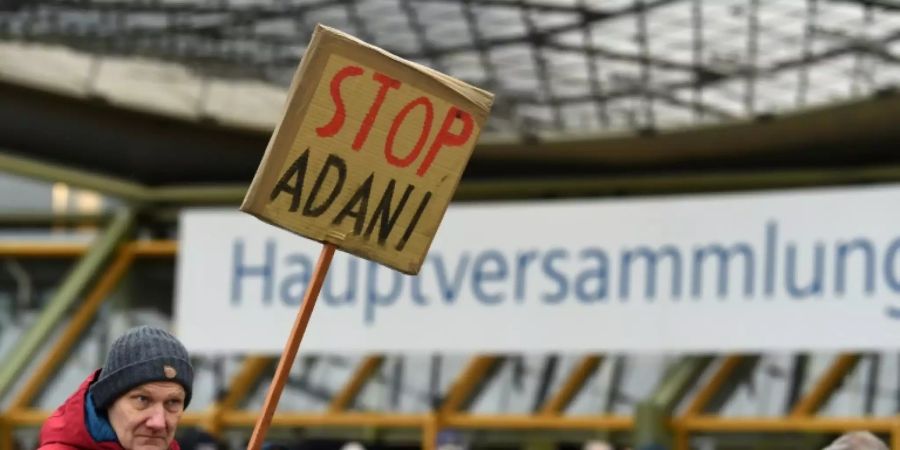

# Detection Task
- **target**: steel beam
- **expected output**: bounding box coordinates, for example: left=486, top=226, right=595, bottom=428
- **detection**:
left=699, top=356, right=760, bottom=415
left=149, top=164, right=900, bottom=204
left=531, top=355, right=560, bottom=413
left=674, top=355, right=759, bottom=450
left=129, top=240, right=177, bottom=256
left=682, top=355, right=743, bottom=417
left=0, top=212, right=109, bottom=228
left=206, top=356, right=274, bottom=436
left=6, top=149, right=900, bottom=206
left=634, top=356, right=713, bottom=450
left=137, top=164, right=900, bottom=204
left=8, top=245, right=137, bottom=409
left=785, top=354, right=810, bottom=414
left=790, top=354, right=861, bottom=416
left=151, top=185, right=249, bottom=204
left=680, top=416, right=897, bottom=432
left=0, top=243, right=91, bottom=258
left=0, top=416, right=10, bottom=450
left=0, top=209, right=134, bottom=400
left=423, top=413, right=439, bottom=450
left=0, top=240, right=176, bottom=259
left=540, top=356, right=603, bottom=415
left=442, top=414, right=632, bottom=430
left=329, top=355, right=385, bottom=412
left=0, top=152, right=146, bottom=202
left=440, top=356, right=501, bottom=415
left=453, top=165, right=900, bottom=201
left=653, top=357, right=715, bottom=412
left=222, top=411, right=426, bottom=428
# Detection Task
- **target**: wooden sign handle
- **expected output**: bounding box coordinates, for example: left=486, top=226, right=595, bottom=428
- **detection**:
left=246, top=243, right=336, bottom=450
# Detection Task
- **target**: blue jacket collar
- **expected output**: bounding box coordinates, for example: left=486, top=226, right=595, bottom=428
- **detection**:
left=85, top=391, right=119, bottom=443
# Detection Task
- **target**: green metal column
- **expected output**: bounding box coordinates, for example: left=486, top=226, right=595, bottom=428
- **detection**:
left=0, top=209, right=135, bottom=401
left=522, top=438, right=556, bottom=450
left=633, top=356, right=713, bottom=450
left=0, top=152, right=147, bottom=202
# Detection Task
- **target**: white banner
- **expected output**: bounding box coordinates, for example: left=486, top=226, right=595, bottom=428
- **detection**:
left=175, top=184, right=900, bottom=354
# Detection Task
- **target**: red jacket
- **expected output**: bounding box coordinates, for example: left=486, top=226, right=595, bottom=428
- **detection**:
left=38, top=370, right=180, bottom=450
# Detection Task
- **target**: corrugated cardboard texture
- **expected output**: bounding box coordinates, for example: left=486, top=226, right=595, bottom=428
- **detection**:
left=241, top=24, right=494, bottom=275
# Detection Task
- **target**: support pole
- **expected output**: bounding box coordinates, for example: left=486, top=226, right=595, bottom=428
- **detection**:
left=0, top=417, right=11, bottom=450
left=423, top=413, right=439, bottom=450
left=246, top=243, right=335, bottom=450
left=634, top=356, right=713, bottom=450
left=892, top=424, right=900, bottom=450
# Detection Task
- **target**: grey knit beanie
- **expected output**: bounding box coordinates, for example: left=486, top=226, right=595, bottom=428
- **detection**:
left=89, top=326, right=194, bottom=410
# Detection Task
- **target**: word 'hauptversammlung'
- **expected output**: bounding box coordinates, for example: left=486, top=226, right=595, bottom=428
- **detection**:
left=230, top=222, right=900, bottom=324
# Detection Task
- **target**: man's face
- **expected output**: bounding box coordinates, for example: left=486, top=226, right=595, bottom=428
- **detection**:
left=107, top=381, right=185, bottom=450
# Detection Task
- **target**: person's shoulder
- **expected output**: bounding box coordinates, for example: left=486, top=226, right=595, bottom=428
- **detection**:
left=37, top=444, right=81, bottom=450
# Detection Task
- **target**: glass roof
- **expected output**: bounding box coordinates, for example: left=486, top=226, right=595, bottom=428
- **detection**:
left=0, top=0, right=898, bottom=135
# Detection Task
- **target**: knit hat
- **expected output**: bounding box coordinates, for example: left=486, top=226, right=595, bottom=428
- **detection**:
left=89, top=326, right=194, bottom=410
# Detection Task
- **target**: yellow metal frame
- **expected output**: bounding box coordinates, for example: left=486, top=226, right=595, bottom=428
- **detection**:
left=205, top=356, right=274, bottom=435
left=540, top=356, right=603, bottom=415
left=8, top=246, right=137, bottom=411
left=0, top=243, right=91, bottom=258
left=790, top=354, right=860, bottom=417
left=682, top=355, right=743, bottom=418
left=673, top=355, right=743, bottom=450
left=0, top=416, right=9, bottom=450
left=2, top=243, right=894, bottom=449
left=679, top=416, right=897, bottom=432
left=329, top=355, right=385, bottom=412
left=442, top=414, right=632, bottom=430
left=0, top=240, right=177, bottom=258
left=0, top=244, right=634, bottom=449
left=672, top=354, right=884, bottom=450
left=439, top=356, right=499, bottom=415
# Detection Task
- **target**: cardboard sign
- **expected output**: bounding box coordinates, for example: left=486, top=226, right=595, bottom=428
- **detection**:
left=241, top=25, right=494, bottom=275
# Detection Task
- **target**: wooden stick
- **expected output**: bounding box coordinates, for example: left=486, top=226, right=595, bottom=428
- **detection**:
left=247, top=243, right=336, bottom=450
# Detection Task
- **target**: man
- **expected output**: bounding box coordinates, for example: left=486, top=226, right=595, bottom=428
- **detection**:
left=39, top=326, right=194, bottom=450
left=822, top=431, right=888, bottom=450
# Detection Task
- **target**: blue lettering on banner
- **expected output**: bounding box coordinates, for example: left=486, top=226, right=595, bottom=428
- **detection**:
left=541, top=249, right=569, bottom=304
left=885, top=238, right=900, bottom=292
left=471, top=250, right=506, bottom=305
left=231, top=239, right=275, bottom=306
left=365, top=261, right=402, bottom=324
left=514, top=250, right=539, bottom=303
left=835, top=239, right=875, bottom=295
left=881, top=237, right=900, bottom=318
left=575, top=249, right=607, bottom=303
left=226, top=222, right=900, bottom=325
left=619, top=245, right=682, bottom=300
left=324, top=257, right=358, bottom=306
left=784, top=242, right=825, bottom=299
left=691, top=243, right=754, bottom=299
left=434, top=254, right=468, bottom=303
left=280, top=254, right=311, bottom=305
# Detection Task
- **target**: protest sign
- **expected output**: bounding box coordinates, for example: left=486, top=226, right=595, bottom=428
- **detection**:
left=241, top=24, right=494, bottom=275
